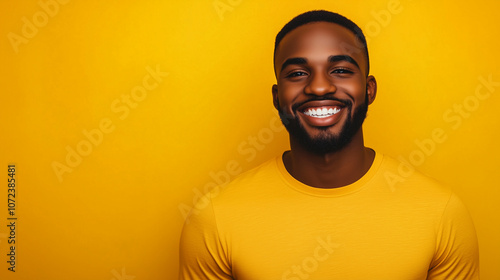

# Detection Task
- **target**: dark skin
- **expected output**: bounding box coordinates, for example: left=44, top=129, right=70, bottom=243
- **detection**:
left=272, top=22, right=377, bottom=189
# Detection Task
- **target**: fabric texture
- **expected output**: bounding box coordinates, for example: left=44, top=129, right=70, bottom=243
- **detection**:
left=179, top=152, right=479, bottom=280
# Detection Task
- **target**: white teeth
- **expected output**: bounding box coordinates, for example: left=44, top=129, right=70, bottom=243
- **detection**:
left=303, top=107, right=341, bottom=118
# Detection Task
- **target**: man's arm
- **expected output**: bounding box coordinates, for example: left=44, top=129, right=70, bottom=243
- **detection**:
left=179, top=196, right=233, bottom=280
left=427, top=192, right=480, bottom=279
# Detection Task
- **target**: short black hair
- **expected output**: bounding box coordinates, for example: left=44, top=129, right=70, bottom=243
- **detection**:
left=274, top=10, right=369, bottom=75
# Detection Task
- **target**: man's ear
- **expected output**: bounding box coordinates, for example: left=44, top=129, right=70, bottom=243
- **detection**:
left=366, top=75, right=377, bottom=105
left=272, top=84, right=279, bottom=110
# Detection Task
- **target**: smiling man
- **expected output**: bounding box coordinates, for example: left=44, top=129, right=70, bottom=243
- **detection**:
left=179, top=10, right=479, bottom=280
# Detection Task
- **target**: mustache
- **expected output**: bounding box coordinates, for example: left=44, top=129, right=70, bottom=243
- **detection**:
left=291, top=96, right=352, bottom=113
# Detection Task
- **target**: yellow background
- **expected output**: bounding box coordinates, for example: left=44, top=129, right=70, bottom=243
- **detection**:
left=1, top=0, right=499, bottom=279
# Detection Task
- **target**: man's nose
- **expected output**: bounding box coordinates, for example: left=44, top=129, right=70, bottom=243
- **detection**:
left=304, top=73, right=336, bottom=96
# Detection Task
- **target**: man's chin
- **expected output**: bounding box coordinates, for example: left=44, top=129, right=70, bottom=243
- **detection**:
left=301, top=128, right=341, bottom=143
left=305, top=134, right=350, bottom=154
left=287, top=124, right=349, bottom=154
left=282, top=113, right=366, bottom=155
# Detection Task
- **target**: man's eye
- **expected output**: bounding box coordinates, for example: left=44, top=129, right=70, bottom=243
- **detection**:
left=331, top=68, right=353, bottom=74
left=286, top=71, right=308, bottom=78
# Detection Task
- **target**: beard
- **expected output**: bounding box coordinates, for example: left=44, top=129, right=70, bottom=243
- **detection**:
left=278, top=93, right=369, bottom=155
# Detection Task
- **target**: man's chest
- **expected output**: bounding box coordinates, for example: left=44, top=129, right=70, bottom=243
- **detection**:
left=223, top=209, right=435, bottom=280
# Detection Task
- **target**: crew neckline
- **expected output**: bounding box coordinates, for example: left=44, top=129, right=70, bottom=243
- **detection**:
left=275, top=150, right=383, bottom=197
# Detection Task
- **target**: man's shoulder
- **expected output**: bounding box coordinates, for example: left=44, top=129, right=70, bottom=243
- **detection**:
left=185, top=157, right=282, bottom=225
left=379, top=153, right=454, bottom=201
left=213, top=156, right=282, bottom=197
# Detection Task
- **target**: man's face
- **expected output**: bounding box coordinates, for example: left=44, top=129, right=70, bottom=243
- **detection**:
left=272, top=21, right=376, bottom=154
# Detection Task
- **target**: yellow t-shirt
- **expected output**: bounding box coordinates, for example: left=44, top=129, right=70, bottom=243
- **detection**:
left=179, top=152, right=479, bottom=280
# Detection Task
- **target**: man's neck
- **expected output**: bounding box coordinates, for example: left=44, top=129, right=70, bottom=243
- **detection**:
left=283, top=130, right=375, bottom=189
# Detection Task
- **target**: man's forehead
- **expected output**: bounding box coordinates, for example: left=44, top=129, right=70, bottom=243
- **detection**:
left=275, top=22, right=365, bottom=67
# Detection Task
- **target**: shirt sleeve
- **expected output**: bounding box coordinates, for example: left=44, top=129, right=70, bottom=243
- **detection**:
left=178, top=195, right=233, bottom=280
left=427, top=192, right=480, bottom=280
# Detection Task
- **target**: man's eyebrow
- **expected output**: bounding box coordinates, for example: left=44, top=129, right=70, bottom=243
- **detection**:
left=329, top=55, right=360, bottom=70
left=280, top=57, right=307, bottom=74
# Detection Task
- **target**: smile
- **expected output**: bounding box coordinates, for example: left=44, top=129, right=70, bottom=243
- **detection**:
left=295, top=100, right=347, bottom=127
left=303, top=107, right=341, bottom=118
